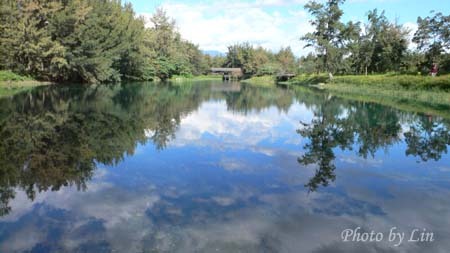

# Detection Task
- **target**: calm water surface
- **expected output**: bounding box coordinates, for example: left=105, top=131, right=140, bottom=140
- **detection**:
left=0, top=81, right=449, bottom=253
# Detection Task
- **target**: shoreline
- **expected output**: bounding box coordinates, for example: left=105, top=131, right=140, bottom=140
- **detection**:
left=285, top=74, right=450, bottom=90
left=169, top=75, right=222, bottom=82
left=323, top=84, right=450, bottom=119
left=282, top=75, right=450, bottom=119
left=240, top=75, right=276, bottom=86
left=283, top=74, right=450, bottom=105
left=0, top=80, right=53, bottom=97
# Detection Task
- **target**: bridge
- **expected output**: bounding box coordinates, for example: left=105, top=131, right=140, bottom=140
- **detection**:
left=276, top=73, right=296, bottom=82
left=210, top=68, right=243, bottom=81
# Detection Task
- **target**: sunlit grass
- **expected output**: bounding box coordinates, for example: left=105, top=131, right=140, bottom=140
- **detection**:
left=241, top=75, right=276, bottom=86
left=0, top=70, right=51, bottom=97
left=324, top=84, right=450, bottom=119
left=285, top=73, right=450, bottom=119
left=288, top=73, right=450, bottom=91
left=0, top=70, right=34, bottom=82
left=169, top=75, right=222, bottom=82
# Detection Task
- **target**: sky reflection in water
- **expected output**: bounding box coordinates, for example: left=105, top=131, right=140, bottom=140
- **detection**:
left=0, top=81, right=449, bottom=253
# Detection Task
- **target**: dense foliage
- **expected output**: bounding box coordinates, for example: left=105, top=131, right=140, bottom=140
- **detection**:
left=299, top=0, right=450, bottom=75
left=224, top=43, right=297, bottom=77
left=0, top=1, right=212, bottom=83
left=1, top=0, right=449, bottom=82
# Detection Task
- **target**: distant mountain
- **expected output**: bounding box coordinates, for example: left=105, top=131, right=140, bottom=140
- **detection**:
left=202, top=50, right=225, bottom=57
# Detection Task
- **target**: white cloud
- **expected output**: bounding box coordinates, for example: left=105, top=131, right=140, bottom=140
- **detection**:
left=139, top=0, right=314, bottom=56
left=403, top=22, right=418, bottom=50
left=170, top=100, right=313, bottom=150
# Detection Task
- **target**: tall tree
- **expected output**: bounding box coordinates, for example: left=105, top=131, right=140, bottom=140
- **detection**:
left=1, top=2, right=209, bottom=83
left=301, top=0, right=346, bottom=74
left=366, top=9, right=409, bottom=73
left=276, top=47, right=297, bottom=74
left=0, top=0, right=67, bottom=80
left=225, top=43, right=258, bottom=76
left=345, top=9, right=409, bottom=74
left=413, top=12, right=450, bottom=71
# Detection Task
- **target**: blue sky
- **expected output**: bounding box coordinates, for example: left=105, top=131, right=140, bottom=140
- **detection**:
left=127, top=0, right=449, bottom=56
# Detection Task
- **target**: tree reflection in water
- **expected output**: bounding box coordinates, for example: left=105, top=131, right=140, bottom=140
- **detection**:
left=297, top=90, right=450, bottom=192
left=404, top=117, right=450, bottom=162
left=0, top=83, right=210, bottom=215
left=0, top=82, right=296, bottom=216
left=1, top=82, right=449, bottom=215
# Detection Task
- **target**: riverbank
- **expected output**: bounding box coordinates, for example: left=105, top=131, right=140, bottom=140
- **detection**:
left=241, top=75, right=276, bottom=86
left=0, top=71, right=52, bottom=97
left=283, top=74, right=450, bottom=111
left=169, top=75, right=222, bottom=82
left=286, top=74, right=450, bottom=90
left=326, top=85, right=450, bottom=118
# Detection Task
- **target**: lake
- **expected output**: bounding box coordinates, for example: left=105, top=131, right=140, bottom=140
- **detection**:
left=0, top=81, right=449, bottom=253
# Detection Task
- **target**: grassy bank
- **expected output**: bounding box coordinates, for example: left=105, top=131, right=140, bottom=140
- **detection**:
left=285, top=73, right=450, bottom=118
left=0, top=70, right=51, bottom=97
left=288, top=74, right=450, bottom=91
left=285, top=75, right=450, bottom=118
left=284, top=74, right=329, bottom=86
left=324, top=84, right=450, bottom=118
left=169, top=75, right=222, bottom=82
left=241, top=75, right=276, bottom=86
left=0, top=70, right=35, bottom=82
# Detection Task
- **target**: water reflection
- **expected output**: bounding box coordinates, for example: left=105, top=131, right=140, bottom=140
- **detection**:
left=404, top=117, right=450, bottom=162
left=0, top=81, right=449, bottom=252
left=0, top=82, right=297, bottom=216
left=295, top=88, right=450, bottom=191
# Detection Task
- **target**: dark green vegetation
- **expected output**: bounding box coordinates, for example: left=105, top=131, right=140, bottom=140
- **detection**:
left=0, top=1, right=220, bottom=83
left=1, top=82, right=449, bottom=215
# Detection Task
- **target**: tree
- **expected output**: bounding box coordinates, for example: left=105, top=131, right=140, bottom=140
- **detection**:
left=50, top=0, right=147, bottom=83
left=143, top=8, right=207, bottom=80
left=366, top=10, right=409, bottom=73
left=404, top=117, right=450, bottom=162
left=346, top=9, right=409, bottom=74
left=298, top=53, right=319, bottom=74
left=0, top=2, right=209, bottom=83
left=0, top=0, right=67, bottom=80
left=276, top=47, right=297, bottom=74
left=301, top=0, right=346, bottom=74
left=413, top=12, right=450, bottom=71
left=225, top=43, right=259, bottom=76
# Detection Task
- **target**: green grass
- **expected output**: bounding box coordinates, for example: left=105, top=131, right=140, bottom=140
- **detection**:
left=284, top=73, right=450, bottom=119
left=0, top=70, right=51, bottom=97
left=323, top=84, right=450, bottom=119
left=331, top=74, right=450, bottom=90
left=169, top=74, right=222, bottom=82
left=0, top=70, right=34, bottom=81
left=241, top=75, right=276, bottom=86
left=284, top=74, right=329, bottom=86
left=287, top=73, right=450, bottom=91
